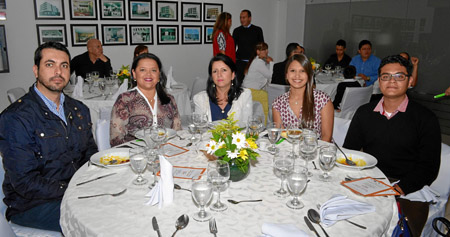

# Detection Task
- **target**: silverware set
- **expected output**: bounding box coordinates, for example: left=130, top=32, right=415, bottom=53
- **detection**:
left=151, top=215, right=219, bottom=236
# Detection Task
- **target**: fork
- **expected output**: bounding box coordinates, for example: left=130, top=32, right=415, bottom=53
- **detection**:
left=176, top=134, right=185, bottom=140
left=209, top=218, right=217, bottom=237
left=227, top=199, right=263, bottom=204
left=78, top=188, right=127, bottom=199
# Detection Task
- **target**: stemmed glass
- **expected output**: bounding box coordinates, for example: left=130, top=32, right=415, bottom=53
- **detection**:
left=191, top=180, right=214, bottom=222
left=147, top=152, right=160, bottom=188
left=129, top=147, right=148, bottom=185
left=299, top=129, right=318, bottom=177
left=286, top=125, right=302, bottom=159
left=187, top=123, right=201, bottom=151
left=273, top=155, right=294, bottom=197
left=267, top=122, right=282, bottom=154
left=318, top=145, right=337, bottom=182
left=105, top=76, right=115, bottom=95
left=286, top=164, right=308, bottom=209
left=207, top=160, right=230, bottom=212
left=92, top=71, right=100, bottom=80
left=247, top=116, right=263, bottom=139
left=192, top=113, right=208, bottom=140
left=85, top=73, right=93, bottom=93
left=324, top=64, right=332, bottom=75
left=98, top=79, right=106, bottom=97
left=150, top=125, right=167, bottom=154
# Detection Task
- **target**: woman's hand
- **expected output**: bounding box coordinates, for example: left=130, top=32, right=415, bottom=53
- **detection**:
left=445, top=86, right=450, bottom=96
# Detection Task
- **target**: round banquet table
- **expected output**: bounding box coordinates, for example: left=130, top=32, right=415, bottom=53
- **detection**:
left=60, top=131, right=398, bottom=237
left=315, top=72, right=364, bottom=100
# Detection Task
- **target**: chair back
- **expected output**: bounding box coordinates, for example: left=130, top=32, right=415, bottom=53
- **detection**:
left=332, top=117, right=351, bottom=147
left=249, top=88, right=269, bottom=125
left=336, top=85, right=373, bottom=120
left=267, top=83, right=289, bottom=122
left=190, top=77, right=207, bottom=99
left=95, top=119, right=111, bottom=151
left=7, top=87, right=26, bottom=104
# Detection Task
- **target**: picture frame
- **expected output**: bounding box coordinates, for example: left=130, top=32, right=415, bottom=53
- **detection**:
left=70, top=24, right=98, bottom=47
left=128, top=0, right=152, bottom=20
left=36, top=24, right=67, bottom=46
left=182, top=25, right=201, bottom=44
left=69, top=0, right=97, bottom=20
left=203, top=3, right=222, bottom=22
left=156, top=1, right=178, bottom=21
left=100, top=0, right=125, bottom=20
left=181, top=2, right=201, bottom=22
left=157, top=25, right=178, bottom=45
left=204, top=25, right=213, bottom=44
left=34, top=0, right=65, bottom=20
left=102, top=24, right=127, bottom=45
left=129, top=25, right=153, bottom=45
left=0, top=25, right=10, bottom=73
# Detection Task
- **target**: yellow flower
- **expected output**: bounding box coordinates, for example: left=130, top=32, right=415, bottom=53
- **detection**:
left=122, top=69, right=129, bottom=75
left=238, top=149, right=248, bottom=160
left=246, top=138, right=258, bottom=149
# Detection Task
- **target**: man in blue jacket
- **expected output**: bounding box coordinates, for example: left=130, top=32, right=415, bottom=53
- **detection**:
left=0, top=42, right=98, bottom=231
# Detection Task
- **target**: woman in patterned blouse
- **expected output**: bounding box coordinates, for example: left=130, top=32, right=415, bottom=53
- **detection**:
left=272, top=54, right=334, bottom=142
left=109, top=53, right=181, bottom=146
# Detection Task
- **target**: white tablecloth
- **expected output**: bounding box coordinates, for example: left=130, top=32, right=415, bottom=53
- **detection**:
left=61, top=133, right=397, bottom=237
left=315, top=73, right=364, bottom=100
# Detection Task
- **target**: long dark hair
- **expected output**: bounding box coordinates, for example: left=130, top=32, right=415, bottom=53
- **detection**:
left=131, top=53, right=170, bottom=105
left=285, top=54, right=315, bottom=124
left=244, top=42, right=268, bottom=75
left=206, top=54, right=243, bottom=105
left=212, top=12, right=232, bottom=39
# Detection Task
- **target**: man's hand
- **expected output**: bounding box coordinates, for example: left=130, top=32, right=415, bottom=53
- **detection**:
left=410, top=56, right=419, bottom=65
left=358, top=73, right=369, bottom=81
left=445, top=86, right=450, bottom=96
left=97, top=54, right=108, bottom=62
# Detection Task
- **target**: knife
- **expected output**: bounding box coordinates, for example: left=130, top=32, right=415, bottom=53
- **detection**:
left=152, top=216, right=162, bottom=237
left=304, top=216, right=321, bottom=237
left=76, top=173, right=117, bottom=186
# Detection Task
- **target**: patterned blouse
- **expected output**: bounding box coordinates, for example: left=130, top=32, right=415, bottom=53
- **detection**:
left=110, top=89, right=181, bottom=146
left=272, top=89, right=330, bottom=138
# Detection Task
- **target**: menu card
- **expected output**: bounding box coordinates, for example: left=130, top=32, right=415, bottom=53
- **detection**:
left=341, top=177, right=399, bottom=196
left=157, top=166, right=206, bottom=180
left=161, top=143, right=189, bottom=157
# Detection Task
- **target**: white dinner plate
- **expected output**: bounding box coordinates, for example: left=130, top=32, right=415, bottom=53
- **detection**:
left=335, top=148, right=378, bottom=170
left=134, top=128, right=177, bottom=140
left=90, top=148, right=130, bottom=167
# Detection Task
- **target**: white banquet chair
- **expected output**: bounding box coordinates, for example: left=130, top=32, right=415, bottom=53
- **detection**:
left=332, top=117, right=351, bottom=147
left=7, top=87, right=26, bottom=104
left=335, top=85, right=373, bottom=120
left=267, top=83, right=289, bottom=122
left=190, top=77, right=207, bottom=100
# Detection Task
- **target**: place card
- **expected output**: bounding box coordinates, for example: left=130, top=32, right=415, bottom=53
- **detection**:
left=157, top=166, right=206, bottom=180
left=341, top=177, right=399, bottom=196
left=161, top=143, right=189, bottom=157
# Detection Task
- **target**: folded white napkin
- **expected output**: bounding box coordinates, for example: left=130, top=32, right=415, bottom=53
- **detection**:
left=165, top=66, right=178, bottom=90
left=111, top=79, right=128, bottom=101
left=71, top=76, right=84, bottom=99
left=261, top=222, right=308, bottom=237
left=401, top=185, right=440, bottom=203
left=145, top=155, right=174, bottom=208
left=320, top=194, right=375, bottom=227
left=95, top=119, right=111, bottom=151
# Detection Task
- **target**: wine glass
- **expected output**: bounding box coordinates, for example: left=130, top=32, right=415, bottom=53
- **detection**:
left=147, top=152, right=160, bottom=188
left=247, top=116, right=263, bottom=139
left=191, top=180, right=214, bottom=222
left=98, top=79, right=106, bottom=97
left=286, top=164, right=308, bottom=209
left=191, top=113, right=208, bottom=140
left=150, top=125, right=167, bottom=154
left=105, top=76, right=115, bottom=95
left=318, top=145, right=337, bottom=182
left=187, top=123, right=201, bottom=152
left=286, top=125, right=302, bottom=159
left=207, top=160, right=230, bottom=212
left=129, top=147, right=148, bottom=185
left=273, top=155, right=294, bottom=197
left=267, top=122, right=282, bottom=154
left=92, top=71, right=100, bottom=80
left=324, top=64, right=332, bottom=74
left=85, top=73, right=93, bottom=93
left=299, top=129, right=318, bottom=177
left=335, top=65, right=342, bottom=75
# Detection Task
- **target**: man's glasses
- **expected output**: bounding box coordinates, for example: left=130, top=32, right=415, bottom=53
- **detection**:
left=379, top=73, right=409, bottom=81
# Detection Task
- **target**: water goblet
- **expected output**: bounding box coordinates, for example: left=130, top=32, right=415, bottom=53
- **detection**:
left=85, top=73, right=93, bottom=93
left=335, top=65, right=342, bottom=75
left=299, top=129, right=318, bottom=177
left=92, top=71, right=100, bottom=80
left=191, top=180, right=214, bottom=222
left=98, top=79, right=106, bottom=97
left=191, top=113, right=208, bottom=140
left=147, top=152, right=160, bottom=188
left=207, top=160, right=230, bottom=212
left=273, top=155, right=294, bottom=197
left=247, top=116, right=263, bottom=139
left=324, top=64, right=332, bottom=74
left=150, top=125, right=167, bottom=153
left=286, top=164, right=308, bottom=209
left=286, top=125, right=302, bottom=159
left=318, top=145, right=337, bottom=182
left=267, top=122, right=282, bottom=154
left=105, top=76, right=115, bottom=95
left=129, top=147, right=148, bottom=185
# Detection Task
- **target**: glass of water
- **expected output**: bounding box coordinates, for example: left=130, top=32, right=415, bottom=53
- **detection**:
left=286, top=125, right=302, bottom=159
left=299, top=129, right=318, bottom=177
left=267, top=122, right=282, bottom=154
left=98, top=79, right=106, bottom=97
left=192, top=180, right=214, bottom=222
left=286, top=164, right=308, bottom=209
left=273, top=155, right=294, bottom=197
left=129, top=147, right=148, bottom=185
left=318, top=145, right=337, bottom=182
left=207, top=160, right=230, bottom=212
left=92, top=71, right=99, bottom=80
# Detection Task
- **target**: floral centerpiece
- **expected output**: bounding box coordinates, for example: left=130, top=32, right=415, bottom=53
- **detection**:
left=117, top=65, right=131, bottom=85
left=309, top=57, right=320, bottom=71
left=205, top=113, right=259, bottom=179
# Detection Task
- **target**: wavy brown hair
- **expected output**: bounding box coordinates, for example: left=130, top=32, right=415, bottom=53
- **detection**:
left=212, top=12, right=232, bottom=39
left=244, top=42, right=268, bottom=75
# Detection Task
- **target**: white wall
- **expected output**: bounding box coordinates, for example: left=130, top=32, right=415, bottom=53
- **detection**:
left=0, top=0, right=306, bottom=112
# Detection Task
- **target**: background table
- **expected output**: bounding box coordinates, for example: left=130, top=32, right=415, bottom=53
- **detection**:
left=315, top=72, right=364, bottom=100
left=61, top=132, right=397, bottom=237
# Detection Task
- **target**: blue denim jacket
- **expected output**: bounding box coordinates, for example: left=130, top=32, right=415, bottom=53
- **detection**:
left=0, top=86, right=98, bottom=220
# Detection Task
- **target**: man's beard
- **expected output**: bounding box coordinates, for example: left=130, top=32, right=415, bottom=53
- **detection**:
left=37, top=75, right=67, bottom=92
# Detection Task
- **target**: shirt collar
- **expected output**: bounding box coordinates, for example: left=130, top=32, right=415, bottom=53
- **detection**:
left=33, top=83, right=65, bottom=110
left=374, top=95, right=409, bottom=119
left=245, top=24, right=252, bottom=28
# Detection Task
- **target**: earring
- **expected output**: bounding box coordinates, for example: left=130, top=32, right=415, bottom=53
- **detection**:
left=231, top=82, right=234, bottom=86
left=213, top=84, right=215, bottom=87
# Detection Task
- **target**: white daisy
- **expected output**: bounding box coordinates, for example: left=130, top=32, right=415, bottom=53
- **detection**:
left=206, top=140, right=219, bottom=154
left=232, top=132, right=247, bottom=149
left=226, top=150, right=239, bottom=159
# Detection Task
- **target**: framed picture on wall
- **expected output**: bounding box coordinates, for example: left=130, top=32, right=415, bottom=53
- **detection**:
left=70, top=24, right=98, bottom=47
left=69, top=0, right=97, bottom=20
left=181, top=2, right=201, bottom=22
left=100, top=0, right=125, bottom=20
left=182, top=25, right=201, bottom=44
left=36, top=24, right=67, bottom=46
left=157, top=25, right=178, bottom=45
left=129, top=25, right=153, bottom=45
left=34, top=0, right=65, bottom=20
left=156, top=1, right=178, bottom=21
left=203, top=3, right=222, bottom=22
left=102, top=24, right=127, bottom=45
left=204, top=25, right=213, bottom=44
left=129, top=0, right=152, bottom=20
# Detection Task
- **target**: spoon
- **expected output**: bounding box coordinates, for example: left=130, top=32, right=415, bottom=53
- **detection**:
left=174, top=184, right=191, bottom=192
left=227, top=199, right=263, bottom=204
left=307, top=209, right=330, bottom=237
left=332, top=140, right=356, bottom=166
left=171, top=214, right=189, bottom=237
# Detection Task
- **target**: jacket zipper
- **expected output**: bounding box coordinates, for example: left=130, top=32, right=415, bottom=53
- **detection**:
left=61, top=112, right=77, bottom=172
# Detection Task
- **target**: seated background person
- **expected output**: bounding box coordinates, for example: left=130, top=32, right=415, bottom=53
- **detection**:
left=193, top=54, right=252, bottom=127
left=324, top=39, right=352, bottom=69
left=110, top=53, right=181, bottom=146
left=332, top=65, right=361, bottom=110
left=399, top=51, right=419, bottom=87
left=0, top=42, right=98, bottom=231
left=271, top=42, right=303, bottom=85
left=349, top=40, right=381, bottom=86
left=343, top=55, right=441, bottom=236
left=71, top=38, right=112, bottom=78
left=242, top=42, right=274, bottom=90
left=272, top=54, right=334, bottom=142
